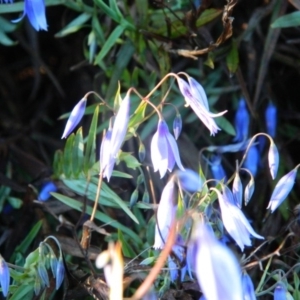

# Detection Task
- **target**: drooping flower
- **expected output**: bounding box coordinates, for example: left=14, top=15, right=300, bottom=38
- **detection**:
left=243, top=145, right=259, bottom=177
left=268, top=141, right=279, bottom=180
left=233, top=99, right=249, bottom=142
left=55, top=257, right=65, bottom=290
left=244, top=174, right=255, bottom=206
left=176, top=77, right=227, bottom=136
left=153, top=180, right=177, bottom=249
left=242, top=272, right=256, bottom=300
left=274, top=283, right=288, bottom=300
left=232, top=171, right=243, bottom=208
left=0, top=255, right=9, bottom=297
left=176, top=169, right=203, bottom=192
left=61, top=98, right=87, bottom=139
left=267, top=167, right=298, bottom=213
left=38, top=182, right=57, bottom=202
left=151, top=119, right=184, bottom=178
left=13, top=0, right=48, bottom=31
left=167, top=235, right=187, bottom=282
left=100, top=93, right=130, bottom=181
left=173, top=114, right=182, bottom=140
left=191, top=223, right=243, bottom=300
left=213, top=187, right=264, bottom=251
left=265, top=102, right=277, bottom=138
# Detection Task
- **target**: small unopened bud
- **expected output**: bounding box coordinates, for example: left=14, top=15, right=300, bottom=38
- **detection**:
left=138, top=142, right=146, bottom=162
left=268, top=141, right=279, bottom=180
left=173, top=114, right=182, bottom=140
left=0, top=255, right=9, bottom=297
left=56, top=257, right=65, bottom=290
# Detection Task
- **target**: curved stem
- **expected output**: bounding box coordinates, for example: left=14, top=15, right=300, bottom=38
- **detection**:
left=90, top=172, right=103, bottom=222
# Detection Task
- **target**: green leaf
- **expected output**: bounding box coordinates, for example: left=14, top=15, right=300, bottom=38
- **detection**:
left=118, top=152, right=141, bottom=169
left=118, top=229, right=136, bottom=257
left=128, top=101, right=147, bottom=131
left=95, top=25, right=125, bottom=64
left=55, top=13, right=91, bottom=38
left=72, top=128, right=84, bottom=176
left=7, top=197, right=22, bottom=209
left=140, top=256, right=155, bottom=265
left=271, top=11, right=300, bottom=28
left=94, top=0, right=120, bottom=22
left=53, top=150, right=63, bottom=178
left=226, top=40, right=239, bottom=74
left=51, top=192, right=141, bottom=242
left=84, top=106, right=99, bottom=173
left=196, top=8, right=223, bottom=27
left=215, top=116, right=236, bottom=136
left=0, top=30, right=17, bottom=46
left=63, top=133, right=75, bottom=177
left=9, top=283, right=34, bottom=300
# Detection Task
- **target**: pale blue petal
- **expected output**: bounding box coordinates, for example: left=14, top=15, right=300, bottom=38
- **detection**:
left=268, top=141, right=279, bottom=180
left=233, top=172, right=243, bottom=207
left=242, top=273, right=256, bottom=300
left=268, top=168, right=297, bottom=213
left=193, top=223, right=243, bottom=300
left=22, top=0, right=47, bottom=31
left=165, top=131, right=184, bottom=171
left=110, top=93, right=130, bottom=158
left=188, top=76, right=209, bottom=111
left=176, top=169, right=202, bottom=192
left=154, top=181, right=176, bottom=249
left=61, top=98, right=86, bottom=139
left=151, top=129, right=168, bottom=178
left=265, top=103, right=277, bottom=138
left=0, top=256, right=9, bottom=297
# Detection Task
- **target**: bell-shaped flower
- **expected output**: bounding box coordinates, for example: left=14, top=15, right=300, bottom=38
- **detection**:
left=209, top=155, right=227, bottom=181
left=213, top=187, right=264, bottom=251
left=274, top=283, right=288, bottom=300
left=267, top=167, right=298, bottom=213
left=38, top=181, right=57, bottom=202
left=233, top=99, right=250, bottom=142
left=191, top=223, right=243, bottom=300
left=232, top=171, right=243, bottom=208
left=0, top=255, right=9, bottom=297
left=268, top=141, right=279, bottom=180
left=151, top=119, right=184, bottom=178
left=100, top=93, right=130, bottom=181
left=175, top=169, right=203, bottom=192
left=55, top=257, right=65, bottom=290
left=168, top=235, right=187, bottom=282
left=173, top=114, right=182, bottom=140
left=242, top=273, right=256, bottom=300
left=154, top=180, right=177, bottom=249
left=177, top=77, right=227, bottom=136
left=265, top=102, right=277, bottom=138
left=61, top=98, right=87, bottom=139
left=13, top=0, right=48, bottom=31
left=243, top=145, right=259, bottom=177
left=244, top=175, right=255, bottom=206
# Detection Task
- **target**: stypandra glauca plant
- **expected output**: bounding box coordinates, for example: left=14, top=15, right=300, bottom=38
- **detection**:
left=42, top=72, right=299, bottom=300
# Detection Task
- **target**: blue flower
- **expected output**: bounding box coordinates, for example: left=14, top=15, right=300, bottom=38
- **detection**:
left=55, top=257, right=65, bottom=290
left=175, top=169, right=203, bottom=192
left=232, top=171, right=243, bottom=208
left=151, top=119, right=184, bottom=178
left=13, top=0, right=48, bottom=31
left=191, top=223, right=243, bottom=300
left=61, top=98, right=87, bottom=139
left=0, top=255, right=9, bottom=297
left=173, top=114, right=182, bottom=140
left=242, top=273, right=256, bottom=300
left=38, top=182, right=57, bottom=202
left=267, top=167, right=298, bottom=213
left=265, top=102, right=277, bottom=138
left=213, top=186, right=264, bottom=251
left=154, top=180, right=177, bottom=249
left=268, top=141, right=279, bottom=180
left=233, top=99, right=249, bottom=142
left=100, top=93, right=130, bottom=181
left=177, top=77, right=227, bottom=136
left=168, top=235, right=186, bottom=282
left=274, top=283, right=287, bottom=300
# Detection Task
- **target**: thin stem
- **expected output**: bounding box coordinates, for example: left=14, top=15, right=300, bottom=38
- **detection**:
left=90, top=172, right=103, bottom=222
left=84, top=91, right=112, bottom=110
